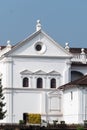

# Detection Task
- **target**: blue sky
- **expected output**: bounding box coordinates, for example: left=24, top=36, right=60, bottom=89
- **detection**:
left=0, top=0, right=87, bottom=48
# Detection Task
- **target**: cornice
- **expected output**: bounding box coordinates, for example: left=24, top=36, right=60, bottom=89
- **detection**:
left=3, top=87, right=55, bottom=93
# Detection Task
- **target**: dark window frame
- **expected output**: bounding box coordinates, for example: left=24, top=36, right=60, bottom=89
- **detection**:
left=23, top=77, right=29, bottom=87
left=37, top=78, right=43, bottom=88
left=51, top=78, right=56, bottom=88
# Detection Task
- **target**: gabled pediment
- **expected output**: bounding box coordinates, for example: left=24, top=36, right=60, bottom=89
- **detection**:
left=20, top=70, right=33, bottom=75
left=34, top=70, right=47, bottom=75
left=48, top=70, right=60, bottom=76
left=4, top=28, right=72, bottom=58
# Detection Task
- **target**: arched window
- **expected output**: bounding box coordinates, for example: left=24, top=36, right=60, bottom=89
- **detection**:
left=23, top=77, right=29, bottom=87
left=37, top=78, right=43, bottom=88
left=51, top=78, right=56, bottom=88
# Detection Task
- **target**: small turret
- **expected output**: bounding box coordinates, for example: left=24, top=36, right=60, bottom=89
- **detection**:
left=36, top=20, right=41, bottom=31
left=80, top=48, right=86, bottom=64
left=0, top=40, right=12, bottom=57
left=6, top=40, right=11, bottom=48
left=65, top=42, right=69, bottom=51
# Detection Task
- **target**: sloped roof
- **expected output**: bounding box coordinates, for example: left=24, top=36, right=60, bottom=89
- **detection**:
left=0, top=46, right=6, bottom=50
left=70, top=48, right=87, bottom=54
left=3, top=30, right=41, bottom=56
left=59, top=75, right=87, bottom=90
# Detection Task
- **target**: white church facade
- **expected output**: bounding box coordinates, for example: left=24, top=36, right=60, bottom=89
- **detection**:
left=0, top=20, right=87, bottom=124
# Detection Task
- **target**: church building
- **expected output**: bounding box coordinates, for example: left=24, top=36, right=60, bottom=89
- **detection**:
left=0, top=20, right=87, bottom=124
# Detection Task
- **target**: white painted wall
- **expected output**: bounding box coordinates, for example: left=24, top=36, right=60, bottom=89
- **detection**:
left=63, top=87, right=87, bottom=124
left=63, top=88, right=79, bottom=123
left=11, top=57, right=70, bottom=89
left=2, top=55, right=68, bottom=123
left=13, top=91, right=41, bottom=122
left=0, top=28, right=75, bottom=124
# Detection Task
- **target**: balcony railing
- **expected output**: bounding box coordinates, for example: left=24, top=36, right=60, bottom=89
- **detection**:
left=71, top=54, right=87, bottom=63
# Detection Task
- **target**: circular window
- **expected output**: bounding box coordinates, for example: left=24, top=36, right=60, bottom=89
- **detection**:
left=34, top=42, right=47, bottom=54
left=35, top=44, right=42, bottom=51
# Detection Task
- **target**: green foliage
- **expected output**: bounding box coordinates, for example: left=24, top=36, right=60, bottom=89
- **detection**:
left=0, top=85, right=7, bottom=119
left=60, top=120, right=65, bottom=124
left=77, top=126, right=84, bottom=130
left=19, top=120, right=24, bottom=124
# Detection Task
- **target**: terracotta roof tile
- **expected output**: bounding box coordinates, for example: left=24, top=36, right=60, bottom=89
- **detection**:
left=0, top=46, right=6, bottom=50
left=0, top=45, right=14, bottom=50
left=70, top=48, right=87, bottom=54
left=59, top=75, right=87, bottom=90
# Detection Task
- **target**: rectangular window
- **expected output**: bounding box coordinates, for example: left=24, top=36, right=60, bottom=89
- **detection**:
left=71, top=91, right=73, bottom=100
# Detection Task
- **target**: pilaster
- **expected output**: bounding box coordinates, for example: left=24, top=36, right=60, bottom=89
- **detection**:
left=41, top=92, right=47, bottom=114
left=3, top=57, right=13, bottom=123
left=4, top=57, right=13, bottom=88
left=63, top=60, right=71, bottom=84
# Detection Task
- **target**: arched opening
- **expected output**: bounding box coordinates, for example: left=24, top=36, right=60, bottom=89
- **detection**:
left=71, top=71, right=84, bottom=81
left=37, top=78, right=43, bottom=88
left=51, top=78, right=56, bottom=88
left=23, top=77, right=29, bottom=87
